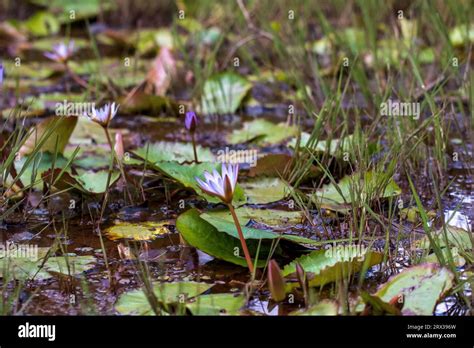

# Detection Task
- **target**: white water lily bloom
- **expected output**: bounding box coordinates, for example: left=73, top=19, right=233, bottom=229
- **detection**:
left=44, top=41, right=75, bottom=63
left=87, top=102, right=119, bottom=127
left=196, top=163, right=239, bottom=204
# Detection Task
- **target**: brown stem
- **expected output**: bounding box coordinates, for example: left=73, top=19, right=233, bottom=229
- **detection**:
left=191, top=132, right=199, bottom=163
left=228, top=203, right=254, bottom=274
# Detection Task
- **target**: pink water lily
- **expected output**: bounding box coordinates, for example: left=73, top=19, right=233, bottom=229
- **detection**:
left=87, top=102, right=119, bottom=128
left=44, top=41, right=75, bottom=63
left=195, top=163, right=238, bottom=204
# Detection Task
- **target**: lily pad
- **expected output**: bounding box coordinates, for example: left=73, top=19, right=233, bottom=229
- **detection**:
left=289, top=300, right=339, bottom=315
left=310, top=171, right=401, bottom=212
left=288, top=133, right=354, bottom=156
left=416, top=226, right=472, bottom=251
left=228, top=119, right=298, bottom=145
left=204, top=207, right=304, bottom=226
left=133, top=141, right=215, bottom=164
left=374, top=264, right=454, bottom=315
left=115, top=281, right=214, bottom=315
left=15, top=152, right=69, bottom=188
left=0, top=247, right=96, bottom=280
left=186, top=293, right=246, bottom=315
left=240, top=177, right=289, bottom=204
left=176, top=209, right=270, bottom=267
left=105, top=221, right=171, bottom=241
left=200, top=211, right=320, bottom=246
left=201, top=72, right=252, bottom=115
left=282, top=248, right=383, bottom=289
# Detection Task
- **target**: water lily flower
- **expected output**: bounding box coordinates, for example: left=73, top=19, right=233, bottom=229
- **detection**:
left=185, top=111, right=198, bottom=132
left=0, top=63, right=3, bottom=86
left=87, top=102, right=119, bottom=128
left=185, top=111, right=199, bottom=162
left=195, top=163, right=238, bottom=204
left=195, top=163, right=254, bottom=273
left=44, top=41, right=75, bottom=63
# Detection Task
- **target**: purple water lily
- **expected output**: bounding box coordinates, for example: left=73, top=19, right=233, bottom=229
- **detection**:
left=0, top=63, right=3, bottom=86
left=185, top=111, right=198, bottom=132
left=44, top=41, right=75, bottom=63
left=185, top=111, right=199, bottom=163
left=195, top=163, right=254, bottom=273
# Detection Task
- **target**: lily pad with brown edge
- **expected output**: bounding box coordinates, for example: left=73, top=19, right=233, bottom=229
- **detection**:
left=282, top=248, right=383, bottom=289
left=373, top=263, right=455, bottom=315
left=13, top=152, right=70, bottom=188
left=115, top=281, right=214, bottom=315
left=104, top=221, right=171, bottom=241
left=309, top=170, right=401, bottom=212
left=228, top=119, right=298, bottom=145
left=186, top=293, right=246, bottom=315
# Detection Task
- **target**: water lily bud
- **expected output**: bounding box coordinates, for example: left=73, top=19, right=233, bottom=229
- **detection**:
left=295, top=262, right=306, bottom=289
left=185, top=111, right=198, bottom=133
left=267, top=259, right=286, bottom=302
left=114, top=131, right=124, bottom=160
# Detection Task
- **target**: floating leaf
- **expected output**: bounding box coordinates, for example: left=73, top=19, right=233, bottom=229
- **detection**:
left=201, top=72, right=252, bottom=115
left=282, top=248, right=383, bottom=289
left=19, top=116, right=78, bottom=157
left=416, top=226, right=472, bottom=252
left=289, top=300, right=339, bottom=315
left=240, top=177, right=289, bottom=204
left=288, top=133, right=354, bottom=156
left=200, top=211, right=319, bottom=246
left=0, top=248, right=96, bottom=281
left=24, top=11, right=60, bottom=37
left=176, top=209, right=270, bottom=267
left=115, top=281, right=214, bottom=315
left=310, top=171, right=401, bottom=212
left=15, top=152, right=69, bottom=188
left=42, top=168, right=120, bottom=195
left=449, top=24, right=474, bottom=47
left=105, top=221, right=171, bottom=241
left=186, top=293, right=246, bottom=315
left=204, top=207, right=304, bottom=227
left=228, top=119, right=298, bottom=145
left=374, top=264, right=454, bottom=315
left=133, top=142, right=215, bottom=164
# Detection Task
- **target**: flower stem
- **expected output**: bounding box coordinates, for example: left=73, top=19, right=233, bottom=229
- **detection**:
left=228, top=203, right=254, bottom=274
left=191, top=132, right=199, bottom=163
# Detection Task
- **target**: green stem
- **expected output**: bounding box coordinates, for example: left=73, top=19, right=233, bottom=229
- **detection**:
left=228, top=203, right=254, bottom=274
left=191, top=132, right=199, bottom=163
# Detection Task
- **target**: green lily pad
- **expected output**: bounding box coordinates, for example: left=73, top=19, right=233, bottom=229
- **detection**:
left=115, top=281, right=214, bottom=315
left=201, top=72, right=252, bottom=115
left=200, top=211, right=320, bottom=246
left=374, top=264, right=454, bottom=315
left=204, top=207, right=304, bottom=226
left=449, top=24, right=474, bottom=47
left=176, top=209, right=270, bottom=268
left=186, top=293, right=246, bottom=315
left=310, top=171, right=401, bottom=212
left=19, top=116, right=78, bottom=157
left=14, top=152, right=69, bottom=188
left=23, top=11, right=60, bottom=37
left=416, top=226, right=472, bottom=251
left=288, top=133, right=354, bottom=155
left=282, top=248, right=383, bottom=289
left=289, top=300, right=339, bottom=315
left=240, top=177, right=289, bottom=204
left=104, top=221, right=171, bottom=241
left=0, top=248, right=96, bottom=281
left=133, top=142, right=215, bottom=164
left=228, top=119, right=298, bottom=145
